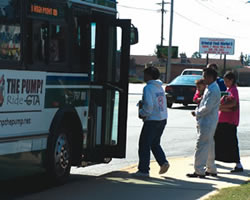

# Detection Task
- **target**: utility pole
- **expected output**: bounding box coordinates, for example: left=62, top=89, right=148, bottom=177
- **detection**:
left=157, top=1, right=169, bottom=82
left=157, top=1, right=168, bottom=46
left=166, top=0, right=174, bottom=83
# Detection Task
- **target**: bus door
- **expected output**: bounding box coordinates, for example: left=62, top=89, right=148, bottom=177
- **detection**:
left=85, top=17, right=131, bottom=162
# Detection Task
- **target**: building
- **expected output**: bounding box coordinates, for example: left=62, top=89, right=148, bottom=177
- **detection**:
left=130, top=55, right=245, bottom=83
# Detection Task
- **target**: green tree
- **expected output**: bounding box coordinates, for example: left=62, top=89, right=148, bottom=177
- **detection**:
left=191, top=51, right=202, bottom=59
left=240, top=52, right=250, bottom=66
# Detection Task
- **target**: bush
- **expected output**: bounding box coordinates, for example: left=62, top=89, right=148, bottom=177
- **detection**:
left=129, top=77, right=144, bottom=83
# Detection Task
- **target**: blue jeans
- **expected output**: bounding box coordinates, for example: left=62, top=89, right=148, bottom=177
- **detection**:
left=138, top=119, right=168, bottom=173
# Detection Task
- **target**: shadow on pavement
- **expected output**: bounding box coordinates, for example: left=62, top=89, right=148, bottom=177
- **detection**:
left=0, top=173, right=52, bottom=200
left=217, top=169, right=250, bottom=178
left=0, top=171, right=215, bottom=200
left=91, top=171, right=215, bottom=200
left=215, top=162, right=250, bottom=179
left=1, top=167, right=249, bottom=200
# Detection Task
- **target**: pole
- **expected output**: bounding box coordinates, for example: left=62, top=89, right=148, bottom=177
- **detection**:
left=161, top=0, right=164, bottom=46
left=167, top=0, right=174, bottom=83
left=223, top=54, right=226, bottom=75
left=157, top=1, right=168, bottom=46
left=157, top=1, right=168, bottom=82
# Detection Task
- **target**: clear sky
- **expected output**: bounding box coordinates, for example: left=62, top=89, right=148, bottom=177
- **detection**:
left=117, top=0, right=250, bottom=60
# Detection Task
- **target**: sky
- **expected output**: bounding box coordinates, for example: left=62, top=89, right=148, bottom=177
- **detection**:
left=117, top=0, right=250, bottom=60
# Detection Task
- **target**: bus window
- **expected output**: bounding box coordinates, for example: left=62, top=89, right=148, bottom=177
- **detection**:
left=29, top=20, right=67, bottom=66
left=72, top=17, right=91, bottom=73
left=90, top=22, right=96, bottom=81
left=105, top=90, right=119, bottom=145
left=0, top=0, right=21, bottom=62
left=49, top=24, right=66, bottom=63
left=32, top=21, right=48, bottom=64
left=115, top=27, right=122, bottom=82
left=72, top=17, right=81, bottom=70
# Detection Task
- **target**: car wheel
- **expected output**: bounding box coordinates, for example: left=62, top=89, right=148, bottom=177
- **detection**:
left=46, top=128, right=72, bottom=184
left=167, top=102, right=173, bottom=108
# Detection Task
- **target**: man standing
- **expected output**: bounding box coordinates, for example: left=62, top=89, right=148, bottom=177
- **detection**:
left=207, top=63, right=227, bottom=91
left=133, top=66, right=169, bottom=177
left=187, top=67, right=221, bottom=178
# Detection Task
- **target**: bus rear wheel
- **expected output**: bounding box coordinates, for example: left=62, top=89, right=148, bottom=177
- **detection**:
left=46, top=128, right=72, bottom=184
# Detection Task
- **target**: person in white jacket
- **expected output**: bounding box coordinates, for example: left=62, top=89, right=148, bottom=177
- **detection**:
left=187, top=67, right=221, bottom=178
left=133, top=67, right=169, bottom=177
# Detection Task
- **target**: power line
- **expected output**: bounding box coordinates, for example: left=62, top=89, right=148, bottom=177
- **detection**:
left=194, top=0, right=239, bottom=22
left=118, top=3, right=250, bottom=39
left=117, top=4, right=157, bottom=12
left=174, top=11, right=249, bottom=39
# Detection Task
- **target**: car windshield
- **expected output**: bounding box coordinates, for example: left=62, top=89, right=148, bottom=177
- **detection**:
left=182, top=71, right=202, bottom=75
left=171, top=75, right=202, bottom=85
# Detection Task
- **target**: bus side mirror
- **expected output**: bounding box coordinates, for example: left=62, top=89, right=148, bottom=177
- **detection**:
left=130, top=24, right=138, bottom=45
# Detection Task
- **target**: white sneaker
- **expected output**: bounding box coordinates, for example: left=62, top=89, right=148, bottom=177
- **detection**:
left=131, top=171, right=149, bottom=177
left=159, top=162, right=170, bottom=174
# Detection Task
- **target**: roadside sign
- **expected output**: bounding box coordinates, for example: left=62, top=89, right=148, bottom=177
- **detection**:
left=157, top=45, right=178, bottom=59
left=199, top=38, right=235, bottom=55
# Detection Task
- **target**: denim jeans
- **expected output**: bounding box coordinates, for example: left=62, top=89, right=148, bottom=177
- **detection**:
left=138, top=119, right=168, bottom=173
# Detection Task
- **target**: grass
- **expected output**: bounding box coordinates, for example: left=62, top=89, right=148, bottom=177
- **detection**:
left=207, top=182, right=250, bottom=200
left=129, top=77, right=144, bottom=83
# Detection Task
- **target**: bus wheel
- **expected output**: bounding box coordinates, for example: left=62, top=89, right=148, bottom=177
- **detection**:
left=46, top=128, right=72, bottom=184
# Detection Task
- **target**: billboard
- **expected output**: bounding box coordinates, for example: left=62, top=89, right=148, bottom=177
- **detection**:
left=157, top=45, right=178, bottom=59
left=199, top=38, right=235, bottom=55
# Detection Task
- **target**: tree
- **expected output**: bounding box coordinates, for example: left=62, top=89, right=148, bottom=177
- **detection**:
left=191, top=51, right=202, bottom=59
left=240, top=52, right=250, bottom=66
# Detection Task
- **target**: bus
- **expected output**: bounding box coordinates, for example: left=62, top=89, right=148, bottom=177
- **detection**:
left=0, top=0, right=138, bottom=182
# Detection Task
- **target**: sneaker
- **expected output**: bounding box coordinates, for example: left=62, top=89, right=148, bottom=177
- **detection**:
left=231, top=167, right=244, bottom=173
left=205, top=171, right=217, bottom=177
left=131, top=171, right=149, bottom=177
left=186, top=172, right=205, bottom=178
left=159, top=162, right=170, bottom=174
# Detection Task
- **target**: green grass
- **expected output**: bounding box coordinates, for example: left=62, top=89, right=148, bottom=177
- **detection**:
left=129, top=77, right=144, bottom=83
left=207, top=182, right=250, bottom=200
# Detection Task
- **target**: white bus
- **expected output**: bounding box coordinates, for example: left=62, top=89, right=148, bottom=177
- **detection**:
left=0, top=0, right=138, bottom=182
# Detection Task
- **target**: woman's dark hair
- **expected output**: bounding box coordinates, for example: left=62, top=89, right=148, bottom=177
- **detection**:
left=224, top=71, right=236, bottom=85
left=203, top=67, right=217, bottom=81
left=207, top=63, right=218, bottom=71
left=144, top=66, right=160, bottom=80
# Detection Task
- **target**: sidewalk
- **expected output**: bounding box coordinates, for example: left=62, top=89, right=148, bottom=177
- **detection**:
left=16, top=156, right=250, bottom=200
left=109, top=156, right=250, bottom=200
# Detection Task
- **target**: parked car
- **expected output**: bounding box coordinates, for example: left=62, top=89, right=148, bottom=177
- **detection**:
left=181, top=68, right=203, bottom=76
left=165, top=75, right=203, bottom=108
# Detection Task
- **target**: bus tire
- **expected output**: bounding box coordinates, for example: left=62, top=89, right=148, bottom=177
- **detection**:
left=46, top=126, right=72, bottom=184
